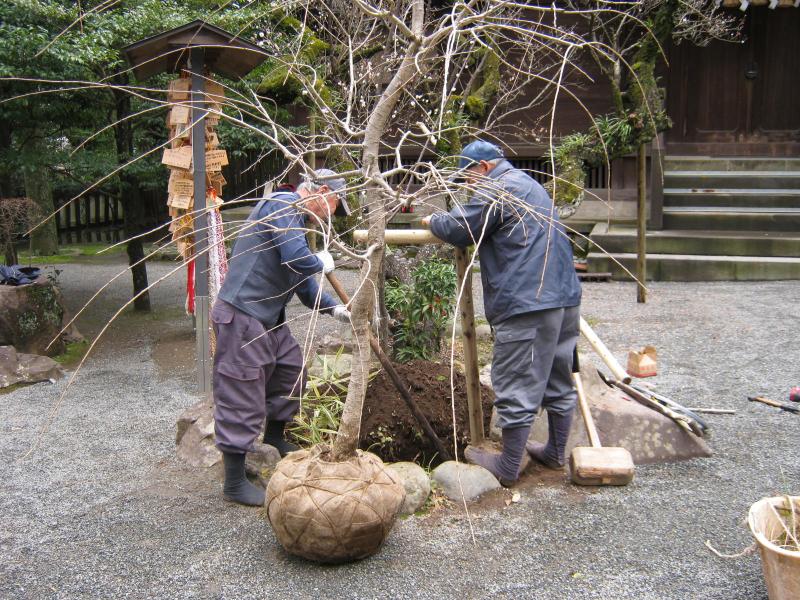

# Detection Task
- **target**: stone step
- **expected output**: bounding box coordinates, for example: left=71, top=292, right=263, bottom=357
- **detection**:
left=587, top=251, right=800, bottom=281
left=590, top=224, right=800, bottom=258
left=664, top=171, right=800, bottom=190
left=664, top=156, right=800, bottom=172
left=663, top=188, right=800, bottom=208
left=662, top=206, right=800, bottom=231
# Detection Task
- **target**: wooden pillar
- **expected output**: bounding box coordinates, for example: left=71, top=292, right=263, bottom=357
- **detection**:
left=636, top=142, right=647, bottom=304
left=649, top=137, right=664, bottom=230
left=190, top=47, right=211, bottom=395
left=455, top=247, right=484, bottom=446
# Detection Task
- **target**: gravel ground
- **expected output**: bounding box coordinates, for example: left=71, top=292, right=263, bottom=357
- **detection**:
left=1, top=260, right=797, bottom=599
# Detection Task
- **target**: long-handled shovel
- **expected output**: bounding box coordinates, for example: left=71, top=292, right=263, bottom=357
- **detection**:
left=569, top=347, right=635, bottom=486
left=325, top=272, right=452, bottom=461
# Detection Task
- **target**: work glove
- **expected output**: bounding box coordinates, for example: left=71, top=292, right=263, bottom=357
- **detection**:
left=332, top=306, right=351, bottom=323
left=315, top=250, right=335, bottom=274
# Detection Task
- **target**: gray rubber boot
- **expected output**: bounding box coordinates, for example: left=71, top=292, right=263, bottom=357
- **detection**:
left=527, top=410, right=573, bottom=469
left=465, top=426, right=531, bottom=487
left=222, top=452, right=265, bottom=506
left=263, top=420, right=299, bottom=457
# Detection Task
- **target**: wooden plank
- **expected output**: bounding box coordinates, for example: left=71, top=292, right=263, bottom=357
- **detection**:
left=455, top=247, right=484, bottom=446
left=353, top=229, right=443, bottom=245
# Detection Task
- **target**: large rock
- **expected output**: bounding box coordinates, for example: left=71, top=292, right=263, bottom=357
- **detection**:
left=486, top=365, right=712, bottom=465
left=0, top=277, right=82, bottom=357
left=175, top=401, right=283, bottom=475
left=388, top=461, right=431, bottom=514
left=175, top=400, right=222, bottom=468
left=245, top=442, right=281, bottom=486
left=0, top=345, right=64, bottom=388
left=431, top=461, right=500, bottom=502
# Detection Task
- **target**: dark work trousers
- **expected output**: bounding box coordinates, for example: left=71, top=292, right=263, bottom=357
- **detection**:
left=211, top=300, right=305, bottom=454
left=491, top=305, right=580, bottom=429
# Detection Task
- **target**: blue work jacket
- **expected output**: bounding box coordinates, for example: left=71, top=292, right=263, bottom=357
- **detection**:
left=429, top=160, right=581, bottom=325
left=218, top=192, right=337, bottom=327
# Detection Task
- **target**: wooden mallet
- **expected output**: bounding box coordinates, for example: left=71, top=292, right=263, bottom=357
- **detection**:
left=569, top=347, right=635, bottom=486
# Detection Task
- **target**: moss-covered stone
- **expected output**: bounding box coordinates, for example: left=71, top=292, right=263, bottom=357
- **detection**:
left=0, top=279, right=66, bottom=356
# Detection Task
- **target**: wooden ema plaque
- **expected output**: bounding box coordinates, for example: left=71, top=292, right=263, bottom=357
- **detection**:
left=205, top=149, right=229, bottom=172
left=171, top=123, right=191, bottom=143
left=167, top=78, right=190, bottom=101
left=168, top=169, right=192, bottom=193
left=164, top=76, right=228, bottom=260
left=162, top=146, right=192, bottom=169
left=169, top=105, right=190, bottom=126
left=168, top=193, right=193, bottom=210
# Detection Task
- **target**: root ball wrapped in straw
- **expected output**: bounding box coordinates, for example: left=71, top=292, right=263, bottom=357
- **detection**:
left=265, top=445, right=405, bottom=564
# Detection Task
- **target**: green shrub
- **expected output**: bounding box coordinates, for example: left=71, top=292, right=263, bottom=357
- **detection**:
left=385, top=258, right=457, bottom=362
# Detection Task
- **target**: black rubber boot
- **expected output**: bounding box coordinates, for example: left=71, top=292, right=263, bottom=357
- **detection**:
left=527, top=410, right=573, bottom=469
left=263, top=420, right=299, bottom=457
left=465, top=426, right=531, bottom=487
left=222, top=452, right=265, bottom=506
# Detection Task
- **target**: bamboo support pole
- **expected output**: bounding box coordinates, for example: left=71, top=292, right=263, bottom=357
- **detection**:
left=455, top=247, right=484, bottom=446
left=353, top=229, right=442, bottom=245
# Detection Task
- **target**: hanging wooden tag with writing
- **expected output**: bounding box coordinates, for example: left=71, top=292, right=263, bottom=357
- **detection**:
left=205, top=149, right=229, bottom=172
left=169, top=105, right=190, bottom=126
left=167, top=79, right=191, bottom=101
left=168, top=193, right=193, bottom=210
left=162, top=146, right=193, bottom=170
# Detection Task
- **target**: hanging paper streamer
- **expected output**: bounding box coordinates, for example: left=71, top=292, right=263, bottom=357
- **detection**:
left=186, top=259, right=196, bottom=316
left=207, top=188, right=229, bottom=307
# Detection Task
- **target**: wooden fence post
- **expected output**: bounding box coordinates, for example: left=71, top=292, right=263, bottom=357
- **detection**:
left=636, top=142, right=647, bottom=304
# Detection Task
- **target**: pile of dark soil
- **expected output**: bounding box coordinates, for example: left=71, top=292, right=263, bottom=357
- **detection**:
left=359, top=360, right=494, bottom=466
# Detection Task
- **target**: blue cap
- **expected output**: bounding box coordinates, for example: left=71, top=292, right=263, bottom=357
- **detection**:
left=457, top=140, right=504, bottom=170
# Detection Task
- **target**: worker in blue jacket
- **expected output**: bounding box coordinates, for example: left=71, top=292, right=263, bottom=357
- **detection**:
left=422, top=140, right=582, bottom=486
left=212, top=169, right=351, bottom=506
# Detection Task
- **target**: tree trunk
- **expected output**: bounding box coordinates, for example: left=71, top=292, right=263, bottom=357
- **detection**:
left=113, top=82, right=151, bottom=312
left=0, top=109, right=13, bottom=199
left=24, top=134, right=59, bottom=256
left=331, top=0, right=425, bottom=460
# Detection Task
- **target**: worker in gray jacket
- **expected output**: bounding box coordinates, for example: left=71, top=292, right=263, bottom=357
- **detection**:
left=213, top=169, right=351, bottom=506
left=422, top=140, right=582, bottom=486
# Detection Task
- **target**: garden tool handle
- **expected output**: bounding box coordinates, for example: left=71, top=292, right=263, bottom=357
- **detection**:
left=325, top=271, right=352, bottom=307
left=748, top=396, right=800, bottom=414
left=579, top=317, right=631, bottom=384
left=324, top=271, right=453, bottom=461
left=573, top=346, right=602, bottom=448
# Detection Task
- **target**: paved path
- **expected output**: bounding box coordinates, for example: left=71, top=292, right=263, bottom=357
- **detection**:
left=2, top=260, right=797, bottom=599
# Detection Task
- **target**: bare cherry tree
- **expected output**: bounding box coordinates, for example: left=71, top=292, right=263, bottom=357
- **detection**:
left=13, top=0, right=652, bottom=463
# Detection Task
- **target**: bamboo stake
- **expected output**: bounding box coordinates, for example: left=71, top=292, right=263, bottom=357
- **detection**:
left=455, top=247, right=484, bottom=446
left=353, top=229, right=442, bottom=245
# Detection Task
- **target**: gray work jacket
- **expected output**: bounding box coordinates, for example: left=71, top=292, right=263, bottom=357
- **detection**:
left=429, top=160, right=581, bottom=325
left=217, top=192, right=336, bottom=327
